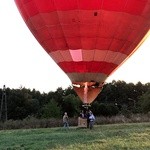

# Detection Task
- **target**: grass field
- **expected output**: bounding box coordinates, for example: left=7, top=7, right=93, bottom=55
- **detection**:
left=0, top=122, right=150, bottom=150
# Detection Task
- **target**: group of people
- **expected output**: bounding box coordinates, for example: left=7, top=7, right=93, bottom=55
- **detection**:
left=79, top=110, right=95, bottom=129
left=62, top=110, right=95, bottom=129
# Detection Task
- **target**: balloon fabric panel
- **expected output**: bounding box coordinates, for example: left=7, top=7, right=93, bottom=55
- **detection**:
left=15, top=0, right=150, bottom=104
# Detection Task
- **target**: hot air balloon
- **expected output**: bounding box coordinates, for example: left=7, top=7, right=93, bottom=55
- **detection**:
left=14, top=0, right=150, bottom=106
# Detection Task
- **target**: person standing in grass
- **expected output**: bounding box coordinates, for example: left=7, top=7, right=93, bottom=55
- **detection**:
left=85, top=110, right=90, bottom=128
left=63, top=112, right=69, bottom=129
left=89, top=111, right=95, bottom=129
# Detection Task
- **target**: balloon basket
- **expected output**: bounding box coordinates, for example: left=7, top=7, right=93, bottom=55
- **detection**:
left=78, top=117, right=87, bottom=128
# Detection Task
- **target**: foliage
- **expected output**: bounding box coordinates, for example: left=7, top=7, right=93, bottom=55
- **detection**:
left=138, top=89, right=150, bottom=113
left=42, top=98, right=61, bottom=118
left=1, top=80, right=150, bottom=121
left=61, top=94, right=81, bottom=117
left=92, top=102, right=119, bottom=117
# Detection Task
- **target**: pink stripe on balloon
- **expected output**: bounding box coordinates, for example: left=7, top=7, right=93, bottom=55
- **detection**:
left=69, top=49, right=82, bottom=62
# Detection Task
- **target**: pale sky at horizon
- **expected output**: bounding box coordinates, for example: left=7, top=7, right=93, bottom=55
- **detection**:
left=0, top=1, right=150, bottom=93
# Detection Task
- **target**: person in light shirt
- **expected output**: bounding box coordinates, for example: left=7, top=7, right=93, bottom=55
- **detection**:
left=63, top=112, right=69, bottom=129
left=88, top=111, right=95, bottom=129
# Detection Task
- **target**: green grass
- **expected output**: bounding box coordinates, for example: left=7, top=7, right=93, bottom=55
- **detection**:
left=0, top=122, right=150, bottom=150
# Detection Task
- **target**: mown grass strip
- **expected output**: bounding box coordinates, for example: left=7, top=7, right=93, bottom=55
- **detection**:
left=0, top=122, right=149, bottom=150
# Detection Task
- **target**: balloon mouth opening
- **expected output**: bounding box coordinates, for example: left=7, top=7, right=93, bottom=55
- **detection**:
left=72, top=81, right=104, bottom=88
left=72, top=81, right=104, bottom=104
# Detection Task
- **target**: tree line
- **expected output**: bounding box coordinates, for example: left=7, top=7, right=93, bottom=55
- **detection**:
left=0, top=80, right=150, bottom=121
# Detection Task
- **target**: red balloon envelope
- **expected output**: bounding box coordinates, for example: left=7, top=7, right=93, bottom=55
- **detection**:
left=14, top=0, right=150, bottom=105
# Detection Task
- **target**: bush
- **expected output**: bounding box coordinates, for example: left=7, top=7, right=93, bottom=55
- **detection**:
left=0, top=116, right=78, bottom=130
left=0, top=114, right=149, bottom=130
